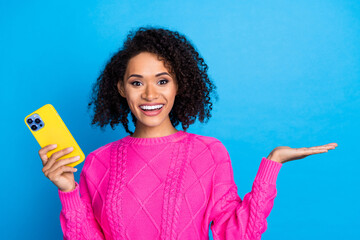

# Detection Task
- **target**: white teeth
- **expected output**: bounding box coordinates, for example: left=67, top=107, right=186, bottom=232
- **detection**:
left=140, top=104, right=164, bottom=110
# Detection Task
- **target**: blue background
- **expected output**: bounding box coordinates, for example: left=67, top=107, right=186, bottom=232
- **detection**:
left=1, top=0, right=359, bottom=239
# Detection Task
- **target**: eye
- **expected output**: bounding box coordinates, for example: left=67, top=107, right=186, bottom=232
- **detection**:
left=158, top=79, right=169, bottom=85
left=130, top=81, right=142, bottom=86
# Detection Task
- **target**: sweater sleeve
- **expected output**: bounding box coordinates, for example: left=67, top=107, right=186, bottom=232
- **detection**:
left=58, top=154, right=105, bottom=240
left=207, top=142, right=282, bottom=240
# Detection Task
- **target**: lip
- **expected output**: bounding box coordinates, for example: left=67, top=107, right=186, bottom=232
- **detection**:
left=139, top=103, right=165, bottom=107
left=138, top=104, right=164, bottom=116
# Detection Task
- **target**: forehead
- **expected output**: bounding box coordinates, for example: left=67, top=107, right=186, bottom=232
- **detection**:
left=126, top=52, right=170, bottom=74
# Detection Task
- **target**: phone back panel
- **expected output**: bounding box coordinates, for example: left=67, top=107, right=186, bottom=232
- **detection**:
left=24, top=104, right=85, bottom=167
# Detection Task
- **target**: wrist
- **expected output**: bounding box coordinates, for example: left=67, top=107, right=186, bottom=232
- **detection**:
left=266, top=153, right=283, bottom=163
left=59, top=182, right=76, bottom=193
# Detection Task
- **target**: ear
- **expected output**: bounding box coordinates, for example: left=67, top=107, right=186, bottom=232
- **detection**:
left=117, top=81, right=126, bottom=98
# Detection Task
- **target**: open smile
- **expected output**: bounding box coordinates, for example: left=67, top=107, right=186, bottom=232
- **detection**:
left=138, top=104, right=165, bottom=116
left=139, top=104, right=164, bottom=111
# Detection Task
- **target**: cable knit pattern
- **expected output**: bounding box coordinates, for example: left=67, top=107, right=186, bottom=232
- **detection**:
left=245, top=180, right=270, bottom=240
left=106, top=141, right=128, bottom=240
left=172, top=135, right=193, bottom=238
left=160, top=140, right=179, bottom=239
left=59, top=177, right=105, bottom=239
left=62, top=208, right=81, bottom=239
left=161, top=133, right=194, bottom=239
left=58, top=130, right=282, bottom=239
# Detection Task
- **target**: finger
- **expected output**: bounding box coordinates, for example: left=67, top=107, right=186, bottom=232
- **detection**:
left=327, top=143, right=338, bottom=149
left=47, top=166, right=77, bottom=182
left=308, top=148, right=333, bottom=156
left=43, top=147, right=74, bottom=173
left=297, top=147, right=329, bottom=155
left=45, top=155, right=80, bottom=176
left=319, top=143, right=338, bottom=148
left=309, top=145, right=336, bottom=151
left=307, top=146, right=330, bottom=150
left=39, top=144, right=57, bottom=165
left=302, top=143, right=336, bottom=150
left=326, top=143, right=338, bottom=146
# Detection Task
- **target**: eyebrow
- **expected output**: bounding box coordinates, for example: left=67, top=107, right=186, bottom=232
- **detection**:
left=127, top=72, right=171, bottom=80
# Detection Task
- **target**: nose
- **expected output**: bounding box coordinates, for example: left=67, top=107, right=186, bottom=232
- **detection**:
left=141, top=84, right=159, bottom=101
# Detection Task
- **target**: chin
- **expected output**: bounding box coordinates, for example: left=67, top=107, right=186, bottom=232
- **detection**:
left=135, top=114, right=169, bottom=128
left=139, top=120, right=166, bottom=128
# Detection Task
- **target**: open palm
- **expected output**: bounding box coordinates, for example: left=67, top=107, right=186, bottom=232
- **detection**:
left=267, top=143, right=338, bottom=164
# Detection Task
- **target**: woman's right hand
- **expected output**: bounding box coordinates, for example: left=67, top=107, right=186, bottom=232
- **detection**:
left=39, top=144, right=80, bottom=192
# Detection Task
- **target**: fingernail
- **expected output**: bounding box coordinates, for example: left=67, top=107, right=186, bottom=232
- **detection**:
left=68, top=147, right=74, bottom=151
left=75, top=156, right=80, bottom=160
left=51, top=144, right=57, bottom=148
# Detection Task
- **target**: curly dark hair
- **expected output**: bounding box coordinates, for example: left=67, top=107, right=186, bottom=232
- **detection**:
left=88, top=26, right=218, bottom=135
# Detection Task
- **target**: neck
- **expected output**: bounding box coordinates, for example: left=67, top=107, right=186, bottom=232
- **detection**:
left=131, top=119, right=179, bottom=138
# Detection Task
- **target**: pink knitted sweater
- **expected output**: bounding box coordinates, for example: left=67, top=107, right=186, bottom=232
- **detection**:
left=58, top=130, right=282, bottom=240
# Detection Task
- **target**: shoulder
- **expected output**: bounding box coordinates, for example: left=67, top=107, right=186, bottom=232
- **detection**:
left=82, top=139, right=121, bottom=174
left=89, top=140, right=115, bottom=159
left=188, top=132, right=228, bottom=151
left=186, top=132, right=230, bottom=164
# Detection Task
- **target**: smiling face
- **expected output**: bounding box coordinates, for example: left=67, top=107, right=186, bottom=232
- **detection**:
left=117, top=52, right=178, bottom=137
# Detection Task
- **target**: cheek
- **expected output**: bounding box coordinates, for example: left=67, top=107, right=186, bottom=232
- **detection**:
left=124, top=95, right=137, bottom=111
left=165, top=87, right=177, bottom=100
left=125, top=90, right=139, bottom=103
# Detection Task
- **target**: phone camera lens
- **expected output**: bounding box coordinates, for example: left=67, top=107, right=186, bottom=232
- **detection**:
left=35, top=118, right=41, bottom=124
left=31, top=125, right=37, bottom=130
left=27, top=118, right=33, bottom=124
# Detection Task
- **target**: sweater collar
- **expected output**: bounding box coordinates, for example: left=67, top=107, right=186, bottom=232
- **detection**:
left=121, top=130, right=188, bottom=145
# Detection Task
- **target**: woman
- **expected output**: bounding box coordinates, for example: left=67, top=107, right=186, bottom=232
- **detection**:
left=39, top=27, right=337, bottom=240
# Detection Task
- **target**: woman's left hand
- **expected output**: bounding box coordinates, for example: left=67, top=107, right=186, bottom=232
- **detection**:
left=266, top=143, right=338, bottom=164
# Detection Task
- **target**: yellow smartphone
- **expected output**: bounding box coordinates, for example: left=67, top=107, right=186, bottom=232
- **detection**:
left=24, top=104, right=85, bottom=167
